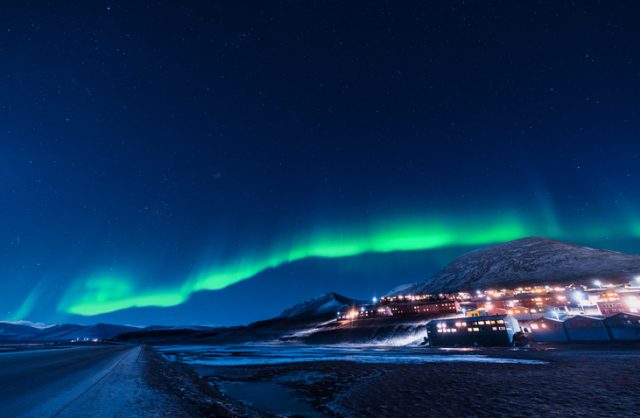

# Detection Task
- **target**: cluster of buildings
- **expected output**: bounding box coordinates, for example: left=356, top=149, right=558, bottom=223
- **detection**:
left=337, top=294, right=460, bottom=321
left=427, top=312, right=640, bottom=346
left=337, top=277, right=640, bottom=346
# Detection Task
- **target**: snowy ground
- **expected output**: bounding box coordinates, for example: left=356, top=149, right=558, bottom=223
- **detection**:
left=160, top=344, right=640, bottom=417
left=158, top=343, right=546, bottom=367
left=0, top=345, right=192, bottom=418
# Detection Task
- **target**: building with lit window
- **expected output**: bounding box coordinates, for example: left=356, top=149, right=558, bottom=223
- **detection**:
left=387, top=299, right=459, bottom=317
left=426, top=315, right=520, bottom=347
left=604, top=313, right=640, bottom=341
left=523, top=317, right=569, bottom=342
left=596, top=291, right=625, bottom=315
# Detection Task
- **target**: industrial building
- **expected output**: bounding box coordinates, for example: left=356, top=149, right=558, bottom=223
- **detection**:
left=522, top=317, right=569, bottom=342
left=603, top=313, right=640, bottom=341
left=338, top=296, right=459, bottom=321
left=387, top=299, right=459, bottom=316
left=563, top=315, right=611, bottom=342
left=427, top=315, right=520, bottom=347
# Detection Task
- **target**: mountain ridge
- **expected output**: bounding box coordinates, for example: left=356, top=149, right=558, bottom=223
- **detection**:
left=389, top=237, right=640, bottom=295
left=279, top=291, right=365, bottom=319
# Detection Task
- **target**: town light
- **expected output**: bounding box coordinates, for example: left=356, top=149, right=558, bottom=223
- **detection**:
left=625, top=296, right=640, bottom=313
left=372, top=296, right=378, bottom=304
left=345, top=309, right=359, bottom=320
left=594, top=280, right=602, bottom=288
left=572, top=290, right=587, bottom=305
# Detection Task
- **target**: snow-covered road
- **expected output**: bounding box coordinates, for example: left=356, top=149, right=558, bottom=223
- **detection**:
left=0, top=345, right=180, bottom=417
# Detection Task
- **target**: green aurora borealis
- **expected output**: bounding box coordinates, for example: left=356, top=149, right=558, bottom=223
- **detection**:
left=56, top=212, right=638, bottom=317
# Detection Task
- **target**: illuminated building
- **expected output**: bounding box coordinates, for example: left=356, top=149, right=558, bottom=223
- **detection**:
left=521, top=317, right=569, bottom=342
left=596, top=291, right=624, bottom=315
left=426, top=315, right=520, bottom=347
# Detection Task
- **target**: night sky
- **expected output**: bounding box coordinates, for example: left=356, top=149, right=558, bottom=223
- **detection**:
left=2, top=2, right=640, bottom=326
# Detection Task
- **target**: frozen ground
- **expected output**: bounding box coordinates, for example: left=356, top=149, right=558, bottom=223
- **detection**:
left=161, top=344, right=640, bottom=417
left=158, top=343, right=546, bottom=367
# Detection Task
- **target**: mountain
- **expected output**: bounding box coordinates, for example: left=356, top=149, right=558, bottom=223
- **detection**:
left=128, top=292, right=368, bottom=346
left=36, top=323, right=138, bottom=341
left=0, top=322, right=138, bottom=342
left=279, top=292, right=364, bottom=319
left=0, top=322, right=42, bottom=341
left=0, top=320, right=53, bottom=329
left=390, top=237, right=640, bottom=295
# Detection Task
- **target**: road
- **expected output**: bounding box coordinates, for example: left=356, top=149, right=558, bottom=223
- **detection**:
left=0, top=344, right=181, bottom=418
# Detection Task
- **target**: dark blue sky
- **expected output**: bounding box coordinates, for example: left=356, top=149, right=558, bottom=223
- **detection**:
left=2, top=1, right=640, bottom=325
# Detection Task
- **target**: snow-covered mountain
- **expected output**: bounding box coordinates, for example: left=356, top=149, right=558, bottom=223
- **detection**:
left=0, top=322, right=42, bottom=341
left=0, top=322, right=139, bottom=342
left=389, top=237, right=640, bottom=295
left=279, top=292, right=364, bottom=319
left=36, top=323, right=139, bottom=341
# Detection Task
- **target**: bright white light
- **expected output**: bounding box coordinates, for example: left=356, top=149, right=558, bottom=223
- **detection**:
left=572, top=290, right=587, bottom=305
left=594, top=280, right=602, bottom=288
left=372, top=296, right=378, bottom=304
left=625, top=296, right=640, bottom=312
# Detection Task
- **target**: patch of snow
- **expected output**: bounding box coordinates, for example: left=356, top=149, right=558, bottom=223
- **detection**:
left=159, top=344, right=545, bottom=366
left=0, top=320, right=54, bottom=329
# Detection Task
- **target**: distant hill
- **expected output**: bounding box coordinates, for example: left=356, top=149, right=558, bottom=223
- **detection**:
left=279, top=292, right=364, bottom=319
left=37, top=323, right=139, bottom=341
left=0, top=322, right=43, bottom=341
left=389, top=237, right=640, bottom=295
left=0, top=322, right=138, bottom=342
left=2, top=296, right=361, bottom=344
left=120, top=292, right=368, bottom=346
